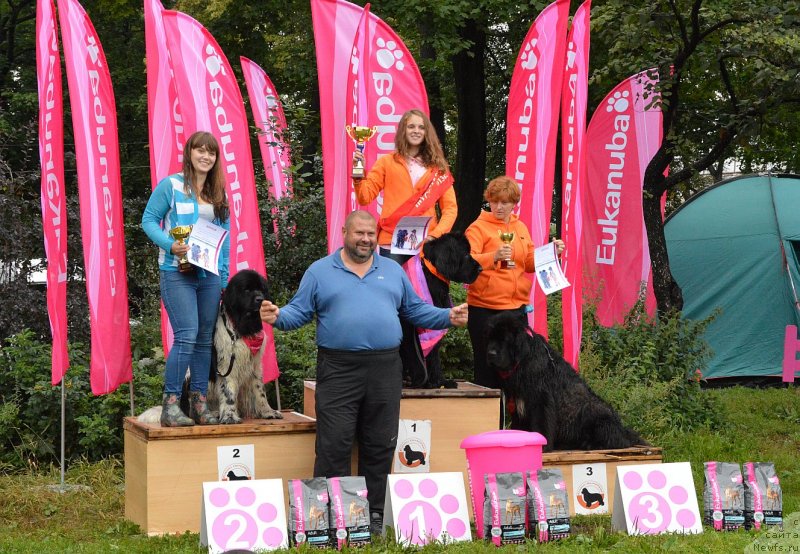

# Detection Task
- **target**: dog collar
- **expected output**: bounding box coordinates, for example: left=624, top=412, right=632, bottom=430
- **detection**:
left=497, top=362, right=521, bottom=380
left=420, top=251, right=449, bottom=284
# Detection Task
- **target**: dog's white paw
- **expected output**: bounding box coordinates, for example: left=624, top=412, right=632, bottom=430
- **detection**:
left=256, top=409, right=283, bottom=420
left=218, top=412, right=242, bottom=425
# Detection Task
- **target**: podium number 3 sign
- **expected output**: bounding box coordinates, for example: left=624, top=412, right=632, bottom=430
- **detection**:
left=612, top=463, right=702, bottom=535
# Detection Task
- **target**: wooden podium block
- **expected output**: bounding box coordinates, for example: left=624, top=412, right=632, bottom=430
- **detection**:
left=124, top=411, right=316, bottom=535
left=542, top=446, right=663, bottom=516
left=303, top=379, right=501, bottom=517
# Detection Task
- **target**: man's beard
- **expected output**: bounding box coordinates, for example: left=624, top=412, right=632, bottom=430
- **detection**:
left=345, top=242, right=373, bottom=263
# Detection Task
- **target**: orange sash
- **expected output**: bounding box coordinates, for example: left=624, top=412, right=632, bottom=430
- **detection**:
left=378, top=169, right=454, bottom=235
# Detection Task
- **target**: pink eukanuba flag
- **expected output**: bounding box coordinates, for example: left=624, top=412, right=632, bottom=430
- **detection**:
left=583, top=68, right=662, bottom=326
left=144, top=0, right=183, bottom=358
left=505, top=0, right=571, bottom=337
left=241, top=56, right=293, bottom=201
left=311, top=0, right=428, bottom=253
left=57, top=0, right=132, bottom=394
left=560, top=0, right=591, bottom=368
left=37, top=0, right=69, bottom=384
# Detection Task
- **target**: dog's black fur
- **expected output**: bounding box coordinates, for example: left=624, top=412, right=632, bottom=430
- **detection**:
left=398, top=233, right=481, bottom=389
left=581, top=488, right=604, bottom=507
left=485, top=312, right=646, bottom=451
left=403, top=444, right=426, bottom=465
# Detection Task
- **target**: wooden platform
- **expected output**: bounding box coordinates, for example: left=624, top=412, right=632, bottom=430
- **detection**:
left=542, top=445, right=663, bottom=516
left=124, top=411, right=317, bottom=535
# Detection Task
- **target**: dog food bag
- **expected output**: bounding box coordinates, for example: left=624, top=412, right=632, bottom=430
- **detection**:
left=288, top=477, right=331, bottom=548
left=702, top=462, right=745, bottom=531
left=744, top=462, right=783, bottom=530
left=327, top=476, right=371, bottom=549
left=483, top=472, right=527, bottom=546
left=527, top=468, right=571, bottom=543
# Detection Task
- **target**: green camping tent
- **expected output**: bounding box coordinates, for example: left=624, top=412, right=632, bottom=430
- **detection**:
left=664, top=174, right=800, bottom=380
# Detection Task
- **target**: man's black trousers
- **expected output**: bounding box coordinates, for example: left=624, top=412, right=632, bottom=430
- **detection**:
left=313, top=347, right=402, bottom=513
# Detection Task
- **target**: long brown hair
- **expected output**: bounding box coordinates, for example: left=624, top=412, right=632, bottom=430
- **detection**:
left=394, top=109, right=449, bottom=173
left=182, top=131, right=229, bottom=222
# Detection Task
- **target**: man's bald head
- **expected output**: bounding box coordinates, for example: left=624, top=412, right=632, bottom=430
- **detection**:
left=343, top=210, right=376, bottom=232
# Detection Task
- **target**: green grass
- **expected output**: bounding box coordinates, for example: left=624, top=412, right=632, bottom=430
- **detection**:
left=0, top=386, right=798, bottom=553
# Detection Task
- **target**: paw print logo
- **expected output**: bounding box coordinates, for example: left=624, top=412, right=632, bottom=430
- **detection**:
left=204, top=44, right=226, bottom=77
left=606, top=90, right=629, bottom=113
left=350, top=45, right=361, bottom=75
left=393, top=477, right=468, bottom=545
left=521, top=38, right=538, bottom=70
left=209, top=484, right=286, bottom=550
left=375, top=37, right=404, bottom=71
left=622, top=468, right=697, bottom=534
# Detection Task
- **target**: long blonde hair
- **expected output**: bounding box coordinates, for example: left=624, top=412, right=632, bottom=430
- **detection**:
left=394, top=109, right=449, bottom=173
left=182, top=131, right=229, bottom=222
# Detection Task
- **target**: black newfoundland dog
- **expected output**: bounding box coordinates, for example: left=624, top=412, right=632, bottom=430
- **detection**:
left=399, top=233, right=482, bottom=389
left=209, top=269, right=283, bottom=423
left=485, top=312, right=646, bottom=451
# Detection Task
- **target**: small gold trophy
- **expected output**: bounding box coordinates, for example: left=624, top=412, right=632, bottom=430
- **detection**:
left=169, top=225, right=194, bottom=273
left=498, top=231, right=516, bottom=269
left=345, top=125, right=377, bottom=179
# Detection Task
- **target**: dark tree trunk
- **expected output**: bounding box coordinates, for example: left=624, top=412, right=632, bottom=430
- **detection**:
left=451, top=19, right=486, bottom=233
left=552, top=133, right=563, bottom=239
left=643, top=169, right=684, bottom=315
left=417, top=19, right=447, bottom=157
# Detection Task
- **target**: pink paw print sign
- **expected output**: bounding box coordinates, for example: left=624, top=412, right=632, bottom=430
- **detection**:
left=612, top=462, right=703, bottom=535
left=384, top=473, right=472, bottom=546
left=200, top=479, right=288, bottom=553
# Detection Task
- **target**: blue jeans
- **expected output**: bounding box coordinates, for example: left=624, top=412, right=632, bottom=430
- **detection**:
left=160, top=269, right=221, bottom=395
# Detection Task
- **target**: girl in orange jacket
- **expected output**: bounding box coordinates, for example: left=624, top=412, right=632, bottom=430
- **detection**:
left=353, top=109, right=457, bottom=263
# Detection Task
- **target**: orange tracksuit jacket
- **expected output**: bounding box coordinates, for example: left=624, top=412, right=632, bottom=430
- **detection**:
left=464, top=211, right=535, bottom=310
left=354, top=153, right=458, bottom=246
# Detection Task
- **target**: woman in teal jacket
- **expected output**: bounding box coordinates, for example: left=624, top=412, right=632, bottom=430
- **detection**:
left=142, top=131, right=230, bottom=426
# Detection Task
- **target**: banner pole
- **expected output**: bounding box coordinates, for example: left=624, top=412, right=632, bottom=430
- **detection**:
left=130, top=379, right=135, bottom=416
left=61, top=379, right=65, bottom=488
left=274, top=381, right=282, bottom=411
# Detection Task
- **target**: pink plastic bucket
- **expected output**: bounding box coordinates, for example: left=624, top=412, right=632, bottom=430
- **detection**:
left=460, top=429, right=547, bottom=538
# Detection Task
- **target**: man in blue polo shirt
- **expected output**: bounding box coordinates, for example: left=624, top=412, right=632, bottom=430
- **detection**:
left=260, top=210, right=468, bottom=533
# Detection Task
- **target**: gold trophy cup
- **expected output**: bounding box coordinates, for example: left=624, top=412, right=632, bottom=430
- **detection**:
left=345, top=125, right=378, bottom=179
left=169, top=225, right=194, bottom=273
left=498, top=231, right=516, bottom=269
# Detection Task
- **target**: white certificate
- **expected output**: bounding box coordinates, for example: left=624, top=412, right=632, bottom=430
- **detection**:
left=187, top=219, right=228, bottom=274
left=534, top=242, right=570, bottom=295
left=390, top=216, right=432, bottom=255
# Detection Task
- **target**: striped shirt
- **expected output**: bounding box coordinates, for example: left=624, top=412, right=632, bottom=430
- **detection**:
left=141, top=173, right=230, bottom=286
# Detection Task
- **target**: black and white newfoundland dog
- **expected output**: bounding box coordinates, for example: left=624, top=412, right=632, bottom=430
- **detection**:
left=399, top=233, right=482, bottom=389
left=210, top=269, right=282, bottom=423
left=485, top=312, right=646, bottom=451
left=138, top=269, right=282, bottom=425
